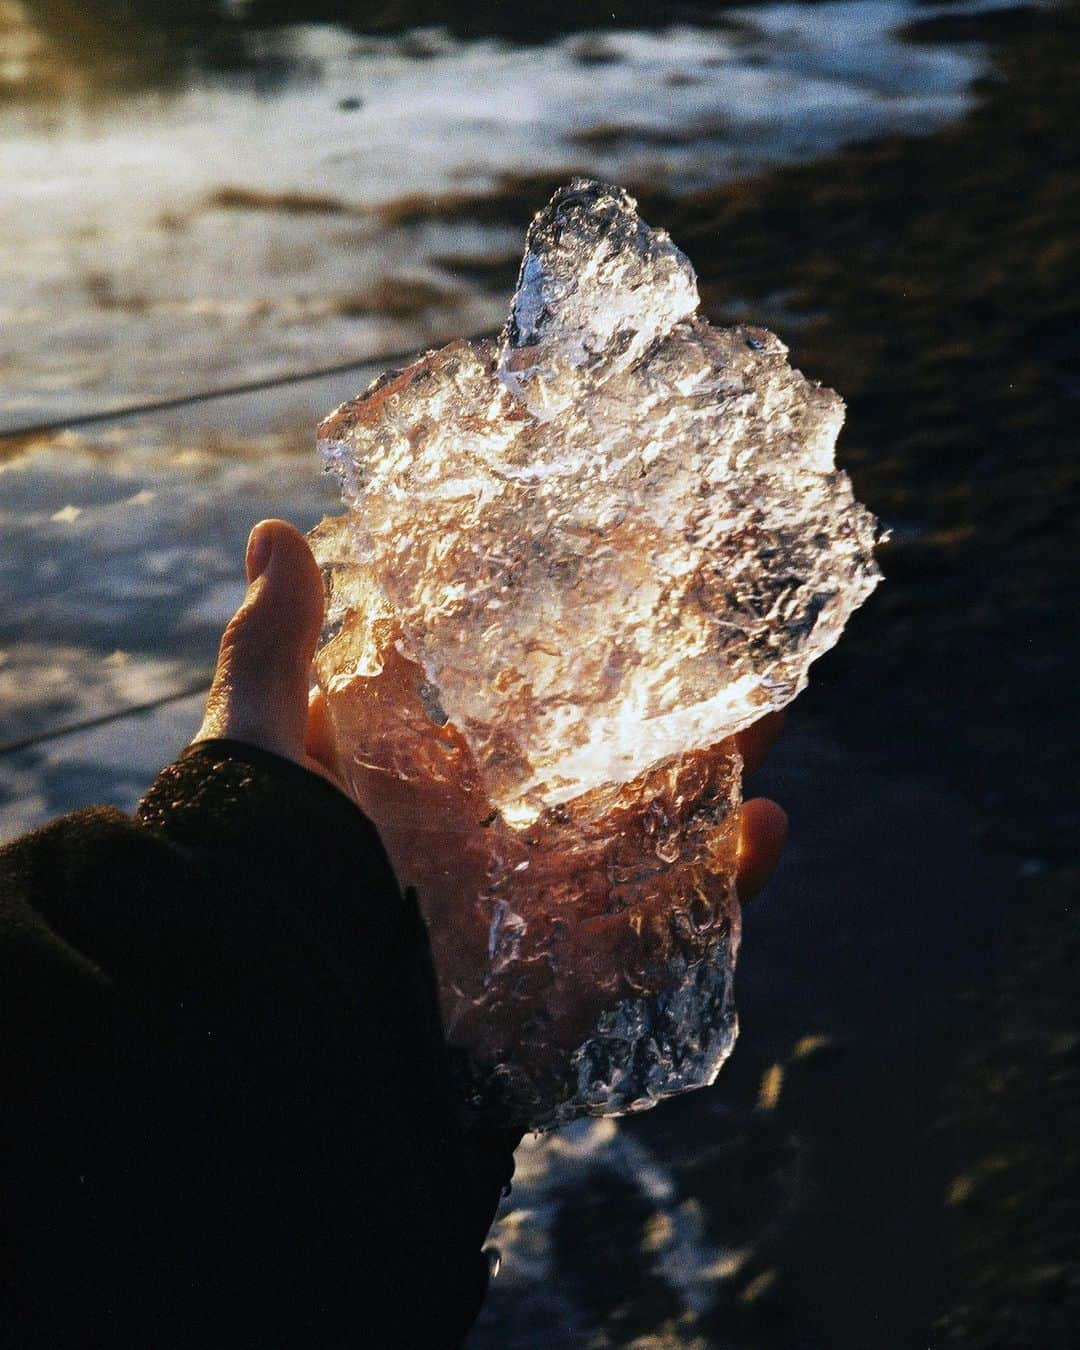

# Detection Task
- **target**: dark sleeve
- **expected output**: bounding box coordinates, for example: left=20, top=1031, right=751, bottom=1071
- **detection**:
left=0, top=739, right=516, bottom=1349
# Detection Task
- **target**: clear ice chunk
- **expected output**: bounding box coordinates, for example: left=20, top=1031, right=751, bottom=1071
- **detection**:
left=500, top=181, right=699, bottom=421
left=311, top=179, right=880, bottom=1127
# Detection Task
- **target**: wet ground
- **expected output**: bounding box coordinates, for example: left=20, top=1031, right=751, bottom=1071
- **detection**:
left=1, top=1, right=1077, bottom=1345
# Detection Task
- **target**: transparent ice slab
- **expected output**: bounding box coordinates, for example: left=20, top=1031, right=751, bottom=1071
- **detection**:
left=312, top=180, right=879, bottom=1126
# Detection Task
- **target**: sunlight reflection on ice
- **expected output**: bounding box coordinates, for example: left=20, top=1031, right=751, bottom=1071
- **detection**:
left=0, top=2, right=1009, bottom=425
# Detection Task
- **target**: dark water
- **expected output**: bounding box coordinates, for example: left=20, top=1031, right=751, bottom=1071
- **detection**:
left=1, top=1, right=1076, bottom=1345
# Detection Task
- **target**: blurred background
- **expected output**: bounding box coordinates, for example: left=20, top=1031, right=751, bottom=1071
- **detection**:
left=1, top=1, right=1076, bottom=1345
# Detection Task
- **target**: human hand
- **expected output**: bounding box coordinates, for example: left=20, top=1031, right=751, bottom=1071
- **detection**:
left=193, top=518, right=345, bottom=787
left=195, top=517, right=786, bottom=905
left=198, top=519, right=788, bottom=1116
left=734, top=712, right=789, bottom=903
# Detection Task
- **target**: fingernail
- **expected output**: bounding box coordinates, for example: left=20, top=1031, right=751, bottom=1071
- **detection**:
left=246, top=522, right=274, bottom=581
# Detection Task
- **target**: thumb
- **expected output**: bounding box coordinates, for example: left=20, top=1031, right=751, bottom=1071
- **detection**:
left=195, top=519, right=325, bottom=765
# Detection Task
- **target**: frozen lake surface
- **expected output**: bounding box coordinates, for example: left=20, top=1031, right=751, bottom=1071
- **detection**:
left=2, top=1, right=1019, bottom=427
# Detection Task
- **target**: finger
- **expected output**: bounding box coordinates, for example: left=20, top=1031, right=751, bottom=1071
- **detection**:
left=737, top=710, right=785, bottom=780
left=736, top=796, right=788, bottom=902
left=305, top=686, right=341, bottom=780
left=195, top=519, right=325, bottom=765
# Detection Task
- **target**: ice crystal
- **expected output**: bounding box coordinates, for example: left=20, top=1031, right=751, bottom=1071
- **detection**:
left=312, top=180, right=879, bottom=1126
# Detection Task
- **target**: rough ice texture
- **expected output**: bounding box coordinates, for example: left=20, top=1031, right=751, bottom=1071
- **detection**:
left=312, top=180, right=880, bottom=1127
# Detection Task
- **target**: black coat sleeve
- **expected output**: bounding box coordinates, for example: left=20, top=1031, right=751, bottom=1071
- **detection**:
left=0, top=739, right=516, bottom=1349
